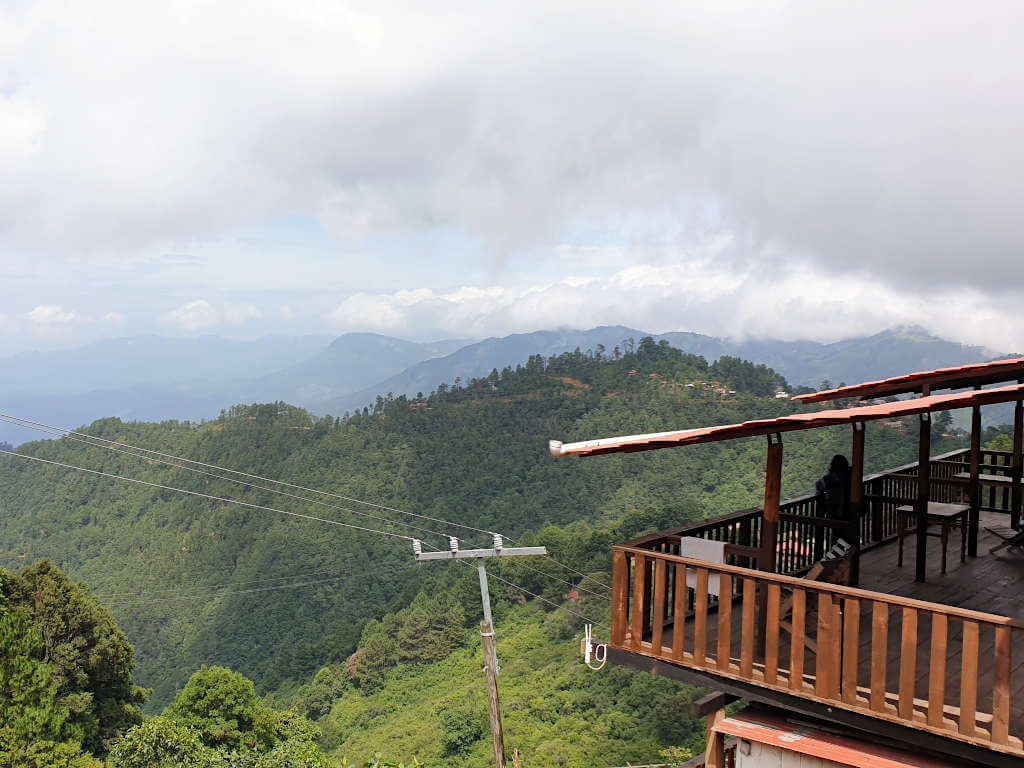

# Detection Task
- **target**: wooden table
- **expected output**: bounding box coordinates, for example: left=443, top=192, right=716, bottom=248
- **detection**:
left=896, top=501, right=968, bottom=575
left=952, top=470, right=1011, bottom=486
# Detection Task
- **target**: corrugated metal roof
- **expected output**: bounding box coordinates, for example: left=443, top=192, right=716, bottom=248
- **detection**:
left=712, top=708, right=959, bottom=768
left=793, top=355, right=1024, bottom=404
left=550, top=381, right=1024, bottom=458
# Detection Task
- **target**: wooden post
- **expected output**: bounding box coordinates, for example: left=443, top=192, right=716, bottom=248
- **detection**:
left=969, top=400, right=982, bottom=557
left=761, top=434, right=783, bottom=574
left=1012, top=390, right=1022, bottom=530
left=849, top=422, right=865, bottom=586
left=414, top=544, right=545, bottom=768
left=480, top=621, right=506, bottom=768
left=704, top=707, right=727, bottom=768
left=916, top=413, right=931, bottom=583
left=757, top=434, right=783, bottom=653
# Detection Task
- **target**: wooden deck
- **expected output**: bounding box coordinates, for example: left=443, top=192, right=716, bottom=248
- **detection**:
left=857, top=510, right=1024, bottom=734
left=610, top=511, right=1024, bottom=762
left=862, top=510, right=1022, bottom=627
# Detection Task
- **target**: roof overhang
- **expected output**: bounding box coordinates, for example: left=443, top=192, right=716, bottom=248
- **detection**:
left=550, top=381, right=1024, bottom=458
left=792, top=356, right=1024, bottom=404
left=714, top=708, right=961, bottom=768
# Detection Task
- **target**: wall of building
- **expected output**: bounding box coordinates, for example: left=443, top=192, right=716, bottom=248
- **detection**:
left=737, top=740, right=849, bottom=768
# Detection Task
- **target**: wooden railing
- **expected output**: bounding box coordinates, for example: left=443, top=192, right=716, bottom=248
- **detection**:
left=623, top=448, right=1018, bottom=579
left=612, top=546, right=1024, bottom=757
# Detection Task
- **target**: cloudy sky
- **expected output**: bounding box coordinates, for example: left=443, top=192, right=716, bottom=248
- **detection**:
left=1, top=1, right=1022, bottom=355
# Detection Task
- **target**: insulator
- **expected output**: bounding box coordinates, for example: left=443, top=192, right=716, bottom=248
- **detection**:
left=412, top=539, right=422, bottom=556
left=492, top=533, right=503, bottom=549
left=449, top=536, right=459, bottom=553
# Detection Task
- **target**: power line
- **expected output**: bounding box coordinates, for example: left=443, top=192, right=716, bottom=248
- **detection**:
left=100, top=562, right=427, bottom=606
left=103, top=574, right=352, bottom=606
left=0, top=415, right=457, bottom=544
left=508, top=561, right=609, bottom=600
left=96, top=565, right=353, bottom=599
left=0, top=413, right=497, bottom=543
left=458, top=561, right=608, bottom=630
left=2, top=442, right=603, bottom=638
left=0, top=448, right=416, bottom=541
left=0, top=412, right=611, bottom=594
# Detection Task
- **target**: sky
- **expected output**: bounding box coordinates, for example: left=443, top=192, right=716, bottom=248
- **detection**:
left=1, top=1, right=1022, bottom=355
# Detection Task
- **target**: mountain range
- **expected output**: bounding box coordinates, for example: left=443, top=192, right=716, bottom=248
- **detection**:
left=0, top=325, right=1004, bottom=446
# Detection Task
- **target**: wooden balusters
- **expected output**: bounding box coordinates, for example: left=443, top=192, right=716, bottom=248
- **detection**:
left=842, top=597, right=860, bottom=705
left=816, top=593, right=839, bottom=697
left=651, top=559, right=667, bottom=653
left=959, top=620, right=979, bottom=737
left=740, top=578, right=755, bottom=677
left=870, top=602, right=889, bottom=713
left=611, top=551, right=629, bottom=647
left=611, top=545, right=1022, bottom=757
left=631, top=554, right=647, bottom=650
left=717, top=574, right=732, bottom=671
left=694, top=569, right=709, bottom=666
left=993, top=626, right=1012, bottom=745
left=764, top=584, right=780, bottom=684
left=929, top=610, right=950, bottom=729
left=672, top=563, right=686, bottom=660
left=927, top=613, right=948, bottom=728
left=789, top=589, right=806, bottom=692
left=898, top=607, right=918, bottom=720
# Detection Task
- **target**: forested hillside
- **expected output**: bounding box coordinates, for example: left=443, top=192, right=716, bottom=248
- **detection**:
left=0, top=338, right=963, bottom=719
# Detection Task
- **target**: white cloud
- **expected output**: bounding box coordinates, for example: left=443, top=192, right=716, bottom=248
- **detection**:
left=26, top=304, right=74, bottom=325
left=159, top=300, right=262, bottom=331
left=103, top=311, right=126, bottom=324
left=1, top=1, right=1022, bottom=295
left=327, top=259, right=1024, bottom=354
left=0, top=92, right=46, bottom=163
left=160, top=299, right=220, bottom=332
left=2, top=2, right=1023, bottom=353
left=223, top=303, right=261, bottom=324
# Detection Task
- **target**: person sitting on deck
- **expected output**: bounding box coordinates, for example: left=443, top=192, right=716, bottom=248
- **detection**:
left=815, top=454, right=851, bottom=519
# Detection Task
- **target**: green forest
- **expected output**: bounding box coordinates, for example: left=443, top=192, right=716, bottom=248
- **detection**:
left=0, top=338, right=974, bottom=766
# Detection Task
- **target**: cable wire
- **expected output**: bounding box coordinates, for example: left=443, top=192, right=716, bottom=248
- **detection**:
left=0, top=448, right=416, bottom=541
left=454, top=560, right=608, bottom=629
left=97, top=565, right=352, bottom=599
left=0, top=415, right=457, bottom=544
left=508, top=561, right=609, bottom=600
left=0, top=411, right=610, bottom=592
left=101, top=562, right=425, bottom=607
left=103, top=574, right=351, bottom=606
left=0, top=413, right=497, bottom=542
left=484, top=569, right=608, bottom=629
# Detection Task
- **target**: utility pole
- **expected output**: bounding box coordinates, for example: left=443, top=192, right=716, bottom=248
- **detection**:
left=413, top=535, right=547, bottom=768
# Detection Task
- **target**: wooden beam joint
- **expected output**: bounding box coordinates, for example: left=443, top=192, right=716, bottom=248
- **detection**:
left=691, top=691, right=740, bottom=719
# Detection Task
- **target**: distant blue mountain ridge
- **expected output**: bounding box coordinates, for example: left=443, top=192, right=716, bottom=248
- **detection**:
left=0, top=326, right=1007, bottom=446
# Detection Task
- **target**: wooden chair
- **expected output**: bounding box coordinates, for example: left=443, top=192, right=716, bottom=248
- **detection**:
left=987, top=526, right=1024, bottom=555
left=778, top=539, right=853, bottom=654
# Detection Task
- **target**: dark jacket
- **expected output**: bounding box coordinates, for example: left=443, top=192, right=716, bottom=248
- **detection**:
left=816, top=470, right=850, bottom=519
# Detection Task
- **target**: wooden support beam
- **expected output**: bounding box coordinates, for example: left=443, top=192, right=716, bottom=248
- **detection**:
left=761, top=435, right=783, bottom=573
left=609, top=646, right=1024, bottom=768
left=704, top=707, right=727, bottom=768
left=969, top=399, right=982, bottom=556
left=916, top=413, right=931, bottom=583
left=849, top=422, right=865, bottom=586
left=690, top=691, right=739, bottom=719
left=757, top=435, right=783, bottom=653
left=1012, top=390, right=1022, bottom=530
